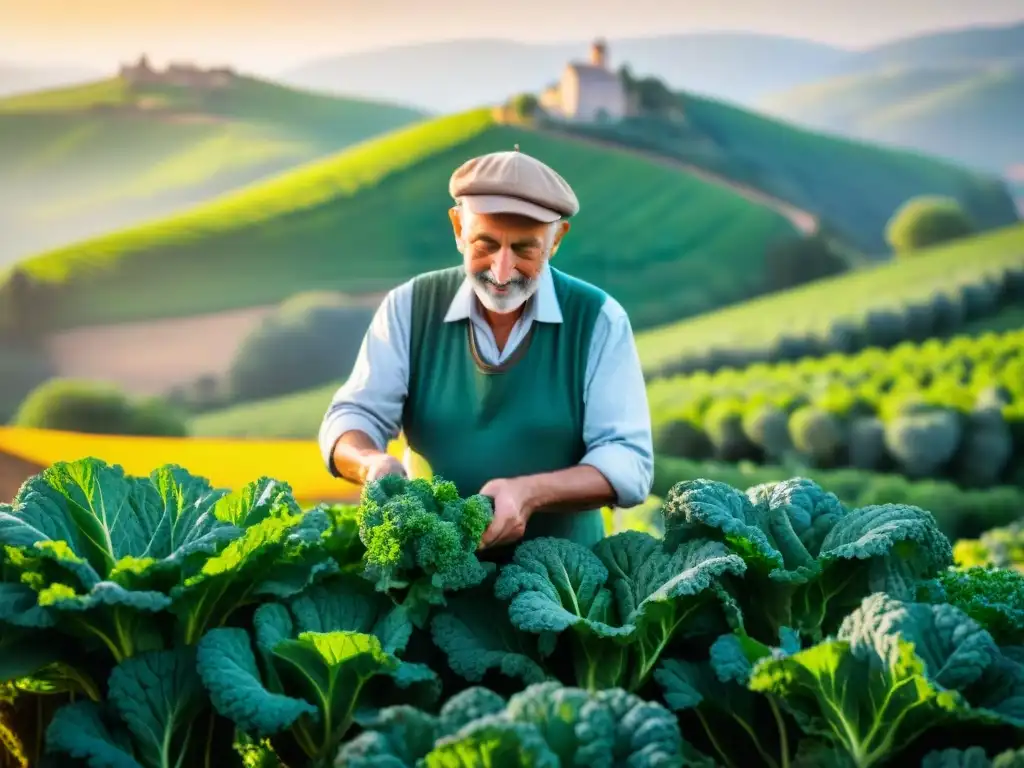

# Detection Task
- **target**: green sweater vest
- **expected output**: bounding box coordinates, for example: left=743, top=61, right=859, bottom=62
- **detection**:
left=403, top=266, right=607, bottom=551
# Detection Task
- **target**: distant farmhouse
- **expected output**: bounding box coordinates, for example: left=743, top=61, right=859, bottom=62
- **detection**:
left=119, top=54, right=236, bottom=89
left=538, top=39, right=636, bottom=123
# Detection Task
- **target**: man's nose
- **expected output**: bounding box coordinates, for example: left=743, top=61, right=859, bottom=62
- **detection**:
left=491, top=248, right=515, bottom=283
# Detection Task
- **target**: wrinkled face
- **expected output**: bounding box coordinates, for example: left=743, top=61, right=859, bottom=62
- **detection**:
left=450, top=208, right=569, bottom=314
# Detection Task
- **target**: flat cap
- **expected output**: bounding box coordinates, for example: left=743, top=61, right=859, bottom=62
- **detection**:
left=449, top=147, right=579, bottom=223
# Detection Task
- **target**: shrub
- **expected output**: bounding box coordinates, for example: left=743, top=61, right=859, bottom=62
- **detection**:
left=0, top=340, right=54, bottom=423
left=789, top=406, right=845, bottom=466
left=762, top=234, right=848, bottom=292
left=13, top=378, right=188, bottom=436
left=652, top=415, right=713, bottom=460
left=883, top=406, right=962, bottom=478
left=741, top=403, right=791, bottom=460
left=885, top=196, right=975, bottom=254
left=703, top=401, right=753, bottom=461
left=226, top=291, right=375, bottom=404
left=847, top=416, right=886, bottom=471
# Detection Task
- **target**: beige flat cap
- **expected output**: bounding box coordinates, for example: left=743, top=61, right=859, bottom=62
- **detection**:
left=449, top=147, right=579, bottom=223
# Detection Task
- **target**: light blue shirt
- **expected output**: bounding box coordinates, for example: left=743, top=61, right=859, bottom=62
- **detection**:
left=318, top=265, right=654, bottom=508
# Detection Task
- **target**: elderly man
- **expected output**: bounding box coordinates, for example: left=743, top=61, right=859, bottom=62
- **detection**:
left=319, top=147, right=652, bottom=553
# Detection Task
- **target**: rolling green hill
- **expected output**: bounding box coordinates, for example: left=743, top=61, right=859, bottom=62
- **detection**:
left=761, top=64, right=1024, bottom=175
left=6, top=108, right=799, bottom=332
left=554, top=89, right=1020, bottom=255
left=0, top=74, right=425, bottom=267
left=635, top=222, right=1024, bottom=376
left=190, top=382, right=338, bottom=439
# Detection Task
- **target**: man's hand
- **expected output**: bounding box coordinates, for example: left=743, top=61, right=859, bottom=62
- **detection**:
left=363, top=453, right=407, bottom=483
left=478, top=477, right=533, bottom=550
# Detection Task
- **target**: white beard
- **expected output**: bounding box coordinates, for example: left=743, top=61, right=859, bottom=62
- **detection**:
left=465, top=264, right=542, bottom=314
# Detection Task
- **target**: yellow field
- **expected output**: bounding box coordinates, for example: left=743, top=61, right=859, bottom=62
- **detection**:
left=0, top=427, right=430, bottom=503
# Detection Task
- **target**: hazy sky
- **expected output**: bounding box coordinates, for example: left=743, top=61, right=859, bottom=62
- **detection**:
left=3, top=0, right=1024, bottom=73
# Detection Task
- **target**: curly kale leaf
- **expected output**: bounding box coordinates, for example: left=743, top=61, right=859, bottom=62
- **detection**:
left=494, top=532, right=744, bottom=691
left=357, top=476, right=494, bottom=624
left=663, top=478, right=953, bottom=643
left=748, top=594, right=1024, bottom=768
left=336, top=681, right=702, bottom=768
left=926, top=567, right=1024, bottom=646
left=44, top=647, right=206, bottom=768
left=0, top=461, right=336, bottom=664
left=431, top=593, right=550, bottom=688
left=335, top=687, right=507, bottom=767
left=197, top=574, right=437, bottom=766
left=655, top=630, right=800, bottom=768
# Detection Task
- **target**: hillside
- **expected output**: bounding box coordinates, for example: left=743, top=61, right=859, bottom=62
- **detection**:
left=635, top=223, right=1024, bottom=376
left=0, top=74, right=425, bottom=267
left=832, top=21, right=1024, bottom=74
left=7, top=108, right=799, bottom=333
left=761, top=64, right=1024, bottom=174
left=554, top=90, right=1020, bottom=254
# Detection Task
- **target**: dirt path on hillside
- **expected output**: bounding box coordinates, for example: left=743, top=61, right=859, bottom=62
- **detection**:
left=532, top=128, right=819, bottom=236
left=45, top=306, right=276, bottom=396
left=45, top=291, right=388, bottom=396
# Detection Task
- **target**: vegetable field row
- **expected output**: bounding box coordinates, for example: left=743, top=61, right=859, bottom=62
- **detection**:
left=636, top=225, right=1024, bottom=377
left=649, top=329, right=1024, bottom=488
left=0, top=459, right=1021, bottom=767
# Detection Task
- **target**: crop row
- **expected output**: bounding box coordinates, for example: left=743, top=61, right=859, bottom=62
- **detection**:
left=0, top=460, right=1021, bottom=768
left=648, top=329, right=1024, bottom=488
left=641, top=256, right=1024, bottom=377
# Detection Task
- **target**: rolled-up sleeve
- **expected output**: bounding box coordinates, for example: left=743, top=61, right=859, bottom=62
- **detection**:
left=578, top=298, right=654, bottom=508
left=318, top=281, right=413, bottom=475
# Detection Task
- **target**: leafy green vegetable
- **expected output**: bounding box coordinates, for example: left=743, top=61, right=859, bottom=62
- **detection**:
left=492, top=531, right=745, bottom=691
left=197, top=574, right=438, bottom=766
left=655, top=629, right=800, bottom=768
left=663, top=477, right=954, bottom=643
left=749, top=593, right=1024, bottom=767
left=336, top=681, right=707, bottom=768
left=45, top=647, right=206, bottom=768
left=925, top=567, right=1024, bottom=646
left=357, top=475, right=494, bottom=626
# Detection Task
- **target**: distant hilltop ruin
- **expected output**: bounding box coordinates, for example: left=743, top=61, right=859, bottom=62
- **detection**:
left=119, top=54, right=236, bottom=89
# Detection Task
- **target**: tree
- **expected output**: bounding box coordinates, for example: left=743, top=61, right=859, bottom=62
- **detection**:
left=227, top=291, right=375, bottom=404
left=885, top=196, right=975, bottom=254
left=763, top=234, right=847, bottom=292
left=509, top=93, right=539, bottom=120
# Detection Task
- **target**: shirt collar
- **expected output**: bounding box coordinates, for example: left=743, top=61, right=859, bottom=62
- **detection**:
left=443, top=264, right=563, bottom=324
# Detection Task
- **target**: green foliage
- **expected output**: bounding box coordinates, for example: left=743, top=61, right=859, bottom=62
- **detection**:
left=557, top=88, right=1018, bottom=253
left=357, top=475, right=494, bottom=626
left=12, top=378, right=188, bottom=436
left=887, top=195, right=976, bottom=254
left=636, top=225, right=1024, bottom=377
left=227, top=292, right=375, bottom=405
left=648, top=328, right=1024, bottom=487
left=509, top=92, right=538, bottom=119
left=651, top=455, right=1024, bottom=542
left=0, top=340, right=53, bottom=424
left=0, top=458, right=1021, bottom=767
left=9, top=110, right=796, bottom=333
left=762, top=233, right=849, bottom=292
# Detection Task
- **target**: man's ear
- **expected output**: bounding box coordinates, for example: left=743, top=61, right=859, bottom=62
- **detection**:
left=550, top=220, right=570, bottom=258
left=449, top=206, right=464, bottom=250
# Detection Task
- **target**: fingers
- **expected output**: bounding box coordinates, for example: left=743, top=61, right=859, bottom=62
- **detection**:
left=478, top=516, right=525, bottom=550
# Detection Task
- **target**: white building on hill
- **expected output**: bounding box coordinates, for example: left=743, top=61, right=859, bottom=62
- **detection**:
left=539, top=39, right=630, bottom=123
